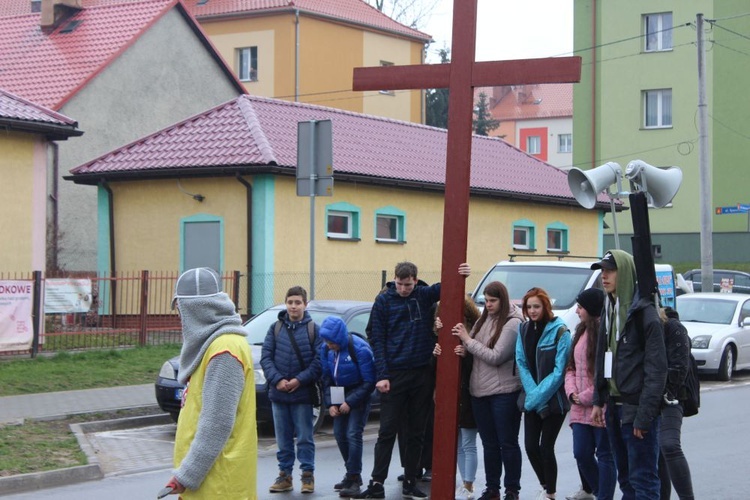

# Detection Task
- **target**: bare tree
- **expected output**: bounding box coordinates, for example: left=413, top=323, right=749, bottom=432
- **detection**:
left=365, top=0, right=440, bottom=30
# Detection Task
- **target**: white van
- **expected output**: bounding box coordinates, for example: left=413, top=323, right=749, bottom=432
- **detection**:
left=470, top=259, right=676, bottom=331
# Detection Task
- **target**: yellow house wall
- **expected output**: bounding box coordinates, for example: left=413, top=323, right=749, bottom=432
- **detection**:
left=107, top=175, right=598, bottom=307
left=362, top=30, right=423, bottom=122
left=199, top=14, right=425, bottom=122
left=111, top=178, right=247, bottom=273
left=0, top=133, right=37, bottom=271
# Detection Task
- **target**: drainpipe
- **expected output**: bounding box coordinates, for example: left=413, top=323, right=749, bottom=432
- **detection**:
left=100, top=181, right=117, bottom=326
left=49, top=142, right=59, bottom=272
left=590, top=0, right=597, bottom=169
left=236, top=174, right=253, bottom=316
left=295, top=7, right=300, bottom=102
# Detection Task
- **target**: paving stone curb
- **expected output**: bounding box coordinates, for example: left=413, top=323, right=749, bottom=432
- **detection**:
left=0, top=413, right=171, bottom=496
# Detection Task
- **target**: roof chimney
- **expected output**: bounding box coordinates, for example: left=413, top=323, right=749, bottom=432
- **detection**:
left=41, top=0, right=83, bottom=32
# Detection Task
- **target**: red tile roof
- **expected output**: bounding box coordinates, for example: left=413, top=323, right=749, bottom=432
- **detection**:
left=71, top=95, right=608, bottom=207
left=0, top=0, right=244, bottom=110
left=0, top=88, right=77, bottom=126
left=1, top=0, right=431, bottom=42
left=486, top=84, right=573, bottom=121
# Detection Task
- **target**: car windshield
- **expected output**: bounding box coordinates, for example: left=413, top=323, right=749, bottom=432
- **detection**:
left=243, top=307, right=346, bottom=345
left=474, top=265, right=593, bottom=310
left=677, top=298, right=736, bottom=325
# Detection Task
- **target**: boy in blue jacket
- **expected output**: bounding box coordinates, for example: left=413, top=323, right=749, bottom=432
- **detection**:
left=319, top=316, right=376, bottom=497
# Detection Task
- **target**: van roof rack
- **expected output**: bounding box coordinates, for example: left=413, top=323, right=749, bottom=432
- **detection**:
left=507, top=254, right=601, bottom=262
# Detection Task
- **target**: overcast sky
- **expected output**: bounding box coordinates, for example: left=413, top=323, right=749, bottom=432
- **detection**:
left=422, top=0, right=574, bottom=63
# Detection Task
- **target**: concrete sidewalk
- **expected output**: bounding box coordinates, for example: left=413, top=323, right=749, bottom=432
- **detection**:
left=0, top=384, right=156, bottom=423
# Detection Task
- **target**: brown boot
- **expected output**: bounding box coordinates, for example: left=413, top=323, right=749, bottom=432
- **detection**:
left=301, top=471, right=315, bottom=494
left=269, top=471, right=293, bottom=493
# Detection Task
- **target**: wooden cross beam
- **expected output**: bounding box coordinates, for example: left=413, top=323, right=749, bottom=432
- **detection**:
left=353, top=3, right=580, bottom=497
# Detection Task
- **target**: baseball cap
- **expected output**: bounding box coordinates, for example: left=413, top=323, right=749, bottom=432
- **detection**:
left=172, top=267, right=222, bottom=309
left=591, top=251, right=617, bottom=271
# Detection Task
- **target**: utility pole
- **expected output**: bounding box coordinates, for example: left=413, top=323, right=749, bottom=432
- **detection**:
left=697, top=13, right=713, bottom=291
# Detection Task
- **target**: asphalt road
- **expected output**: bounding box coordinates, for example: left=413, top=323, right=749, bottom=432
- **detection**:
left=4, top=372, right=749, bottom=499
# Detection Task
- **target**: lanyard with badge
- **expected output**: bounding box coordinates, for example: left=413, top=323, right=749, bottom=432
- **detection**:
left=603, top=299, right=619, bottom=379
left=330, top=351, right=346, bottom=405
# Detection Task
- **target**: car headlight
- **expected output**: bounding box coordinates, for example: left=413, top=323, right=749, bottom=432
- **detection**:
left=691, top=335, right=711, bottom=349
left=159, top=361, right=177, bottom=380
left=254, top=367, right=266, bottom=385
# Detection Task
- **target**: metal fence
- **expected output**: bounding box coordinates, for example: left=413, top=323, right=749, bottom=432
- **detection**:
left=0, top=269, right=452, bottom=358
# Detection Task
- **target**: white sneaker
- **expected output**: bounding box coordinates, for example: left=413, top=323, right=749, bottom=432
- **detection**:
left=566, top=486, right=595, bottom=500
left=455, top=485, right=474, bottom=500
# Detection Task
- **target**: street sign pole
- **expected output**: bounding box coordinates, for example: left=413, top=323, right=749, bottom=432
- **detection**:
left=297, top=120, right=333, bottom=301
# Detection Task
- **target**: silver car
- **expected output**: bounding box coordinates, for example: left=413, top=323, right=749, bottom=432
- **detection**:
left=676, top=292, right=750, bottom=381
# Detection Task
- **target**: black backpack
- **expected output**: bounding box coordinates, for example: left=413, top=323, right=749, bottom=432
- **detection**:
left=682, top=353, right=700, bottom=417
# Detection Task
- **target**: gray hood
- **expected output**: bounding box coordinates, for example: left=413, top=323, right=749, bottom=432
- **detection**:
left=176, top=292, right=246, bottom=384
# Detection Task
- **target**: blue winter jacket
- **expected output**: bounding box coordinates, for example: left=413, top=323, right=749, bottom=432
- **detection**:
left=515, top=316, right=572, bottom=415
left=260, top=310, right=322, bottom=404
left=319, top=316, right=376, bottom=408
left=370, top=280, right=440, bottom=381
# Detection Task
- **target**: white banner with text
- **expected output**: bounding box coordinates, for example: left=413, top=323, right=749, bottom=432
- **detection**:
left=0, top=280, right=34, bottom=351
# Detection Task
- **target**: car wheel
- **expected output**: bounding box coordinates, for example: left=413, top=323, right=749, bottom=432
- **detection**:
left=312, top=385, right=325, bottom=433
left=169, top=412, right=179, bottom=423
left=718, top=345, right=734, bottom=381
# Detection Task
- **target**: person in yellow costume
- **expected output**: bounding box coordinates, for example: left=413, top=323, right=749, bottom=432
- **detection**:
left=160, top=267, right=257, bottom=499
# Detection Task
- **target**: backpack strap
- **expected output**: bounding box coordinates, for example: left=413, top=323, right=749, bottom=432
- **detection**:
left=347, top=332, right=359, bottom=366
left=275, top=320, right=316, bottom=348
left=556, top=325, right=568, bottom=342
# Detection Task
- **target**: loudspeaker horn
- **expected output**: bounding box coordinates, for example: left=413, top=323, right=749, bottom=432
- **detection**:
left=625, top=160, right=682, bottom=208
left=567, top=162, right=622, bottom=209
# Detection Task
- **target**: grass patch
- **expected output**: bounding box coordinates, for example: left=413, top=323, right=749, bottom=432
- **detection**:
left=0, top=407, right=162, bottom=477
left=0, top=345, right=181, bottom=397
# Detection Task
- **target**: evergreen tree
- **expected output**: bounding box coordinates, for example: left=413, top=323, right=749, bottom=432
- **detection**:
left=425, top=48, right=450, bottom=129
left=472, top=92, right=500, bottom=136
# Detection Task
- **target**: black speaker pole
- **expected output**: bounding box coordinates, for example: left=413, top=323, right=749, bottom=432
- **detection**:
left=629, top=192, right=658, bottom=300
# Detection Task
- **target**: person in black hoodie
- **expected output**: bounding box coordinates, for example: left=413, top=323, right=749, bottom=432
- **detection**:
left=590, top=250, right=666, bottom=500
left=657, top=307, right=695, bottom=500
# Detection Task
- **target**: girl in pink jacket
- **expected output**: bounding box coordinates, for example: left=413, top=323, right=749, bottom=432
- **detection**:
left=564, top=288, right=616, bottom=500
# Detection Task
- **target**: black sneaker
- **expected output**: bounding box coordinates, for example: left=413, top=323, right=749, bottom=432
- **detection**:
left=352, top=480, right=385, bottom=499
left=338, top=474, right=363, bottom=496
left=420, top=469, right=432, bottom=482
left=334, top=474, right=349, bottom=491
left=402, top=478, right=428, bottom=499
left=477, top=489, right=500, bottom=500
left=503, top=491, right=519, bottom=500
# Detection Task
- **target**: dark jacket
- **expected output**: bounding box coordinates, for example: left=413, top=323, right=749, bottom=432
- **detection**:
left=516, top=316, right=572, bottom=416
left=458, top=353, right=476, bottom=428
left=260, top=310, right=322, bottom=404
left=370, top=280, right=441, bottom=381
left=319, top=316, right=376, bottom=408
left=593, top=295, right=667, bottom=429
left=664, top=311, right=690, bottom=402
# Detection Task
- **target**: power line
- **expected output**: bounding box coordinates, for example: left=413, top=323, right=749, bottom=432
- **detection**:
left=711, top=40, right=750, bottom=58
left=561, top=138, right=699, bottom=170
left=709, top=11, right=750, bottom=22
left=708, top=21, right=750, bottom=43
left=710, top=114, right=750, bottom=141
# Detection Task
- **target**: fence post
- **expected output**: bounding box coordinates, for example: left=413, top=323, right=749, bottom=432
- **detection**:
left=31, top=271, right=43, bottom=358
left=381, top=270, right=387, bottom=290
left=139, top=270, right=149, bottom=346
left=232, top=271, right=241, bottom=312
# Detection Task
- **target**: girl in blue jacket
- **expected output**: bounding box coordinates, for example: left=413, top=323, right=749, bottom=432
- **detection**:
left=319, top=316, right=376, bottom=497
left=516, top=287, right=572, bottom=500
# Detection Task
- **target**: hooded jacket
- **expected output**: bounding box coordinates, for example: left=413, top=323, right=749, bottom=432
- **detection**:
left=370, top=280, right=440, bottom=381
left=464, top=304, right=524, bottom=398
left=516, top=316, right=572, bottom=415
left=260, top=310, right=322, bottom=404
left=593, top=250, right=667, bottom=430
left=318, top=316, right=376, bottom=408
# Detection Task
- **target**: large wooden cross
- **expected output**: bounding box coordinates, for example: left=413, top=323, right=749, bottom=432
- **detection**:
left=353, top=2, right=581, bottom=497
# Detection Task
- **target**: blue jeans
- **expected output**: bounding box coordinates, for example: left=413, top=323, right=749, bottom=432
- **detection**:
left=457, top=427, right=478, bottom=484
left=333, top=399, right=371, bottom=476
left=272, top=402, right=315, bottom=473
left=606, top=403, right=661, bottom=500
left=571, top=423, right=616, bottom=500
left=472, top=391, right=522, bottom=493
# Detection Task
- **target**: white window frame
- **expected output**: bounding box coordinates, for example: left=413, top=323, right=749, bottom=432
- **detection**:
left=547, top=229, right=564, bottom=252
left=558, top=134, right=572, bottom=153
left=644, top=13, right=673, bottom=52
left=643, top=89, right=672, bottom=128
left=238, top=47, right=258, bottom=82
left=375, top=215, right=399, bottom=242
left=327, top=211, right=352, bottom=239
left=513, top=227, right=530, bottom=250
left=527, top=136, right=541, bottom=155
